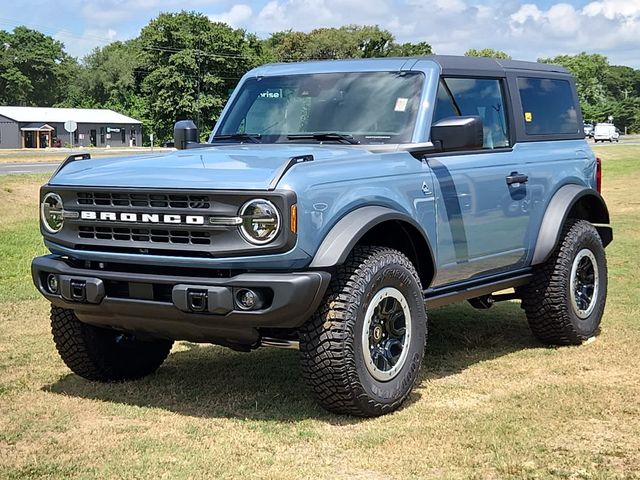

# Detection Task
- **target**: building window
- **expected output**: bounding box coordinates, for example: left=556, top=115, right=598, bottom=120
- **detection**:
left=121, top=129, right=126, bottom=143
left=99, top=127, right=105, bottom=145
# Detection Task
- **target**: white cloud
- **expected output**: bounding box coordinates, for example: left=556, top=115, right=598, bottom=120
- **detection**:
left=508, top=0, right=640, bottom=62
left=510, top=3, right=580, bottom=37
left=511, top=4, right=543, bottom=24
left=196, top=0, right=629, bottom=67
left=7, top=0, right=639, bottom=67
left=582, top=0, right=640, bottom=20
left=208, top=5, right=253, bottom=27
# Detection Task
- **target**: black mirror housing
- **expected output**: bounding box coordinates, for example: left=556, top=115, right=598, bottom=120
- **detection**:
left=431, top=115, right=484, bottom=152
left=174, top=120, right=199, bottom=150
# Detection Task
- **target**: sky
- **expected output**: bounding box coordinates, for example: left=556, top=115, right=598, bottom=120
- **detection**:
left=1, top=0, right=639, bottom=67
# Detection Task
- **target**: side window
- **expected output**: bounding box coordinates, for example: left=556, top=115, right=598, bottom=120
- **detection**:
left=433, top=77, right=510, bottom=149
left=517, top=77, right=579, bottom=135
left=433, top=80, right=458, bottom=121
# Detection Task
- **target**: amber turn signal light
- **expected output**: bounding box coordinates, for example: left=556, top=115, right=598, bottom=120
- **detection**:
left=290, top=204, right=298, bottom=233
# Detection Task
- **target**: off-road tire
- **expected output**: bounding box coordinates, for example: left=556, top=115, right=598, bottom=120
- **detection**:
left=520, top=219, right=607, bottom=345
left=299, top=246, right=427, bottom=417
left=51, top=306, right=173, bottom=381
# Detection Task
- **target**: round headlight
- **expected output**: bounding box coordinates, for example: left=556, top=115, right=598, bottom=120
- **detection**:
left=41, top=192, right=64, bottom=233
left=239, top=199, right=280, bottom=244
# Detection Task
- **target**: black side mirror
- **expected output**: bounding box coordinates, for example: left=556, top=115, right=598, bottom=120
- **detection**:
left=431, top=115, right=484, bottom=152
left=174, top=120, right=199, bottom=150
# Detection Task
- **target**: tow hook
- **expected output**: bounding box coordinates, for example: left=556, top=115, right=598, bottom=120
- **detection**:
left=172, top=285, right=234, bottom=314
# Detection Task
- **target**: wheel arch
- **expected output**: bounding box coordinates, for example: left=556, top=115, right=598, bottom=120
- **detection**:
left=309, top=206, right=436, bottom=288
left=532, top=184, right=612, bottom=265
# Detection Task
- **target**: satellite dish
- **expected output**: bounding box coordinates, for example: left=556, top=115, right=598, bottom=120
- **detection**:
left=64, top=120, right=77, bottom=133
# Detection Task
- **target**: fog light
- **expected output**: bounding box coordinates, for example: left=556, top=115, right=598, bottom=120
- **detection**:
left=46, top=274, right=59, bottom=294
left=235, top=288, right=262, bottom=311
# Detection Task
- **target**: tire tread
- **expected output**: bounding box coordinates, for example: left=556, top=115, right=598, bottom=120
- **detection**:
left=299, top=246, right=425, bottom=416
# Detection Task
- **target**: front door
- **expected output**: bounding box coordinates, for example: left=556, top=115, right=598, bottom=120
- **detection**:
left=429, top=77, right=531, bottom=286
left=90, top=129, right=97, bottom=147
left=24, top=131, right=35, bottom=148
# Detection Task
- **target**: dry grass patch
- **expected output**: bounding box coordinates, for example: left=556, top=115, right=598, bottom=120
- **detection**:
left=0, top=148, right=172, bottom=164
left=0, top=174, right=48, bottom=227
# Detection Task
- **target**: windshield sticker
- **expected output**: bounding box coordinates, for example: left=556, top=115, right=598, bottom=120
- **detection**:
left=524, top=112, right=533, bottom=122
left=395, top=98, right=409, bottom=112
left=259, top=89, right=283, bottom=99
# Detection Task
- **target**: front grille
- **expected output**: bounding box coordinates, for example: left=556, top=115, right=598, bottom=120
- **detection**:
left=77, top=192, right=211, bottom=209
left=78, top=226, right=211, bottom=245
left=48, top=187, right=294, bottom=257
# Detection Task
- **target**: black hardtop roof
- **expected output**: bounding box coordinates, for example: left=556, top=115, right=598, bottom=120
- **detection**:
left=424, top=55, right=569, bottom=75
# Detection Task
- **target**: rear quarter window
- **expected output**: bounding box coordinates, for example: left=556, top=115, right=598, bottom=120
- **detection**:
left=517, top=77, right=579, bottom=135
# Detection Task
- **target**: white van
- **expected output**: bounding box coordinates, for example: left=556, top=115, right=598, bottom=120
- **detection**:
left=593, top=123, right=620, bottom=143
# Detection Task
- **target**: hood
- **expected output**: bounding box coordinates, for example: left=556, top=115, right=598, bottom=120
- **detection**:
left=49, top=144, right=371, bottom=190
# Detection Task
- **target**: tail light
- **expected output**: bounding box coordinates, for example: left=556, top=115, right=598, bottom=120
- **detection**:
left=596, top=157, right=602, bottom=193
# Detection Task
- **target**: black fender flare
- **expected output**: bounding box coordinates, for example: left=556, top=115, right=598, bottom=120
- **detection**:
left=531, top=184, right=612, bottom=265
left=309, top=206, right=435, bottom=269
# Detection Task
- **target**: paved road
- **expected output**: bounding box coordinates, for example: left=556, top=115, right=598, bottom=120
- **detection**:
left=0, top=162, right=59, bottom=175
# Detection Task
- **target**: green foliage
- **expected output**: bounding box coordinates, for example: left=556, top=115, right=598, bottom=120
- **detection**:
left=0, top=26, right=76, bottom=106
left=539, top=53, right=609, bottom=105
left=540, top=52, right=640, bottom=132
left=464, top=48, right=511, bottom=59
left=265, top=26, right=432, bottom=61
left=388, top=41, right=432, bottom=57
left=136, top=11, right=262, bottom=140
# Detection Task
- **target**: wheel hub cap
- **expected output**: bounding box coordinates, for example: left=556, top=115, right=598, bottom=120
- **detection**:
left=362, top=287, right=412, bottom=382
left=570, top=248, right=599, bottom=319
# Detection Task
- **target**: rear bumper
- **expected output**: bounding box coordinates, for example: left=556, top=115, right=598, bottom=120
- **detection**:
left=32, top=255, right=330, bottom=347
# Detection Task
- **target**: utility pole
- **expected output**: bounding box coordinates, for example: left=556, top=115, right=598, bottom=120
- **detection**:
left=621, top=90, right=630, bottom=135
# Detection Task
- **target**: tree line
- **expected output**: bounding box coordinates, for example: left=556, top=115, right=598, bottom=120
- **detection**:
left=1, top=12, right=639, bottom=143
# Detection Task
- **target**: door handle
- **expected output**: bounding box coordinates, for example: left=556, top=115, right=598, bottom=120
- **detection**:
left=506, top=172, right=529, bottom=185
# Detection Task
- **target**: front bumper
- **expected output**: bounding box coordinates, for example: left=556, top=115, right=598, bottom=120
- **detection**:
left=32, top=255, right=330, bottom=347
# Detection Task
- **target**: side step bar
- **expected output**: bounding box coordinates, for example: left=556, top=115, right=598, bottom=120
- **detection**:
left=261, top=337, right=300, bottom=350
left=425, top=272, right=532, bottom=308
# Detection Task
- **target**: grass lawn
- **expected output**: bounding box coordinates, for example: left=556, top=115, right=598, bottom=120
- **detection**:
left=0, top=147, right=171, bottom=165
left=0, top=146, right=639, bottom=479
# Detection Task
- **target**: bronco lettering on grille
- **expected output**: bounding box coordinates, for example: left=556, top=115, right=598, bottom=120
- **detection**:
left=80, top=211, right=205, bottom=225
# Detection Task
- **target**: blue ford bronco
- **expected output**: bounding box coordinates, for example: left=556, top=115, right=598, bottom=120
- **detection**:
left=33, top=56, right=612, bottom=416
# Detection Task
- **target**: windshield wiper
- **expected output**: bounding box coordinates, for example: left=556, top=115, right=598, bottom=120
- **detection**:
left=211, top=133, right=262, bottom=144
left=286, top=133, right=360, bottom=145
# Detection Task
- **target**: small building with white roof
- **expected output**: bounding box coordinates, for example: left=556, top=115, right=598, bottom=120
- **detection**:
left=0, top=106, right=142, bottom=149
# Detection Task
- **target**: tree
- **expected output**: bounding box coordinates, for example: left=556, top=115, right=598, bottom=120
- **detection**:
left=539, top=53, right=640, bottom=132
left=265, top=26, right=433, bottom=61
left=538, top=53, right=609, bottom=106
left=0, top=26, right=76, bottom=106
left=136, top=11, right=262, bottom=140
left=465, top=48, right=511, bottom=59
left=61, top=41, right=140, bottom=112
left=388, top=41, right=432, bottom=57
left=602, top=65, right=640, bottom=100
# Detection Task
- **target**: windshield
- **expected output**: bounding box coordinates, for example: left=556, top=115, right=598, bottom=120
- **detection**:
left=215, top=72, right=424, bottom=145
